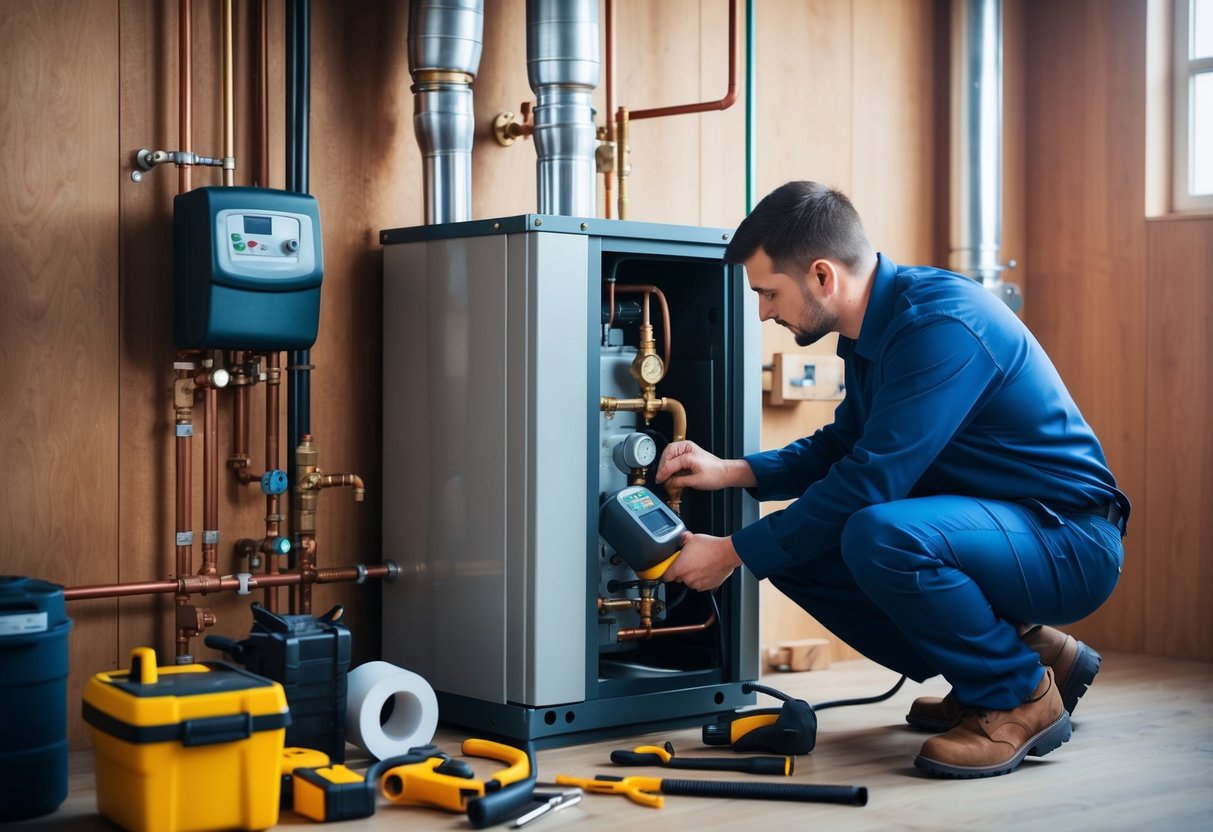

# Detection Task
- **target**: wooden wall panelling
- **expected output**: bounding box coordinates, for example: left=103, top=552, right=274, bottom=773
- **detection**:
left=1024, top=0, right=1149, bottom=652
left=0, top=0, right=121, bottom=748
left=696, top=0, right=746, bottom=230
left=1001, top=0, right=1028, bottom=297
left=474, top=0, right=534, bottom=221
left=612, top=0, right=705, bottom=225
left=849, top=0, right=939, bottom=264
left=1144, top=218, right=1213, bottom=661
left=300, top=0, right=419, bottom=665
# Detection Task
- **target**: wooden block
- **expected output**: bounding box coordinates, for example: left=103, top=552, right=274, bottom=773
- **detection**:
left=765, top=638, right=832, bottom=672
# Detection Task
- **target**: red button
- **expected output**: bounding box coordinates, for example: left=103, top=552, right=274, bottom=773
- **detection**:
left=247, top=240, right=258, bottom=248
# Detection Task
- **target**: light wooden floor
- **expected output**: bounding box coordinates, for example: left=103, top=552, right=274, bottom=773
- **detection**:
left=19, top=652, right=1213, bottom=832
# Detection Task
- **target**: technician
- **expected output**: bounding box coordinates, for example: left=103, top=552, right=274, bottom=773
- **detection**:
left=655, top=180, right=1128, bottom=779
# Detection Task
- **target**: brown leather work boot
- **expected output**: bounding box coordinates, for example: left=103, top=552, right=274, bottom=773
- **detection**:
left=905, top=625, right=1101, bottom=732
left=914, top=666, right=1072, bottom=778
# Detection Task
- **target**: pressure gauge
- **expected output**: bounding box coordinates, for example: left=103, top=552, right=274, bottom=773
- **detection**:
left=633, top=353, right=664, bottom=385
left=613, top=432, right=658, bottom=473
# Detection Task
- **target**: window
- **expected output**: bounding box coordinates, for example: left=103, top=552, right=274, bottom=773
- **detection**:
left=1174, top=0, right=1213, bottom=211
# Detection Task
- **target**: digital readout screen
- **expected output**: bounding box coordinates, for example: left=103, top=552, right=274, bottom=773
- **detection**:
left=243, top=215, right=273, bottom=235
left=639, top=508, right=676, bottom=535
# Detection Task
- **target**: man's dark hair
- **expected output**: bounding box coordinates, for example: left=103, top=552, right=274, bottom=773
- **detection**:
left=723, top=181, right=871, bottom=274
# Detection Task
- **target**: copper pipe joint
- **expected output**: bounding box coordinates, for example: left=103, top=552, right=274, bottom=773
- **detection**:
left=317, top=473, right=367, bottom=502
left=617, top=610, right=716, bottom=642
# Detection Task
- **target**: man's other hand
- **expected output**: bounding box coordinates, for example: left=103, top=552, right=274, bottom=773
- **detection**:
left=662, top=532, right=743, bottom=592
left=655, top=440, right=755, bottom=492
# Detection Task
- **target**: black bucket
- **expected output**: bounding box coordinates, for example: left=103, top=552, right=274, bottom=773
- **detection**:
left=0, top=576, right=73, bottom=822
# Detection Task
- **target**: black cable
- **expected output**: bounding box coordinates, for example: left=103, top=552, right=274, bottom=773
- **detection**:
left=811, top=674, right=907, bottom=711
left=709, top=590, right=726, bottom=665
left=744, top=674, right=908, bottom=711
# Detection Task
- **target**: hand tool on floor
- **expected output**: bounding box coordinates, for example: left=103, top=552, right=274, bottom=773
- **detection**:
left=554, top=774, right=867, bottom=809
left=379, top=738, right=532, bottom=813
left=291, top=748, right=443, bottom=822
left=610, top=741, right=793, bottom=775
left=702, top=682, right=818, bottom=755
left=509, top=788, right=583, bottom=827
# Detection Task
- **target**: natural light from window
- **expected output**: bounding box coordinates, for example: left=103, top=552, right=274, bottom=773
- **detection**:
left=1192, top=0, right=1213, bottom=195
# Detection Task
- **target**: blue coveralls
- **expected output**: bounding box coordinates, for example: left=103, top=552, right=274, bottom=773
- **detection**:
left=731, top=254, right=1129, bottom=709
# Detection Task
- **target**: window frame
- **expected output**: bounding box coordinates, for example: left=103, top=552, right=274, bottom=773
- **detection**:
left=1173, top=0, right=1213, bottom=211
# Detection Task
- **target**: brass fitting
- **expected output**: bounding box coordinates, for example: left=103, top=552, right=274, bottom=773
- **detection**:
left=493, top=101, right=534, bottom=146
left=294, top=435, right=320, bottom=536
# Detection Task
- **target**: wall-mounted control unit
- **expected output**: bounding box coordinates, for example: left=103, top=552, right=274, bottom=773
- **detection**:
left=174, top=186, right=323, bottom=349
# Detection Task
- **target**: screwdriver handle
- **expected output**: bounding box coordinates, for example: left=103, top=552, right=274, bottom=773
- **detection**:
left=660, top=778, right=867, bottom=806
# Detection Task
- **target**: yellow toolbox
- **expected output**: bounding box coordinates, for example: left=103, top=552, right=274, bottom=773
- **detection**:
left=82, top=646, right=290, bottom=832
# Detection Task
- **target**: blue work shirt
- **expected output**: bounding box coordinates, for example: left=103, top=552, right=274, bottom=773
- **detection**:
left=731, top=254, right=1130, bottom=580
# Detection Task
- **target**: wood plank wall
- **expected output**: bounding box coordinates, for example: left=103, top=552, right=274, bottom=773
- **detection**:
left=1024, top=0, right=1213, bottom=662
left=2, top=0, right=1206, bottom=748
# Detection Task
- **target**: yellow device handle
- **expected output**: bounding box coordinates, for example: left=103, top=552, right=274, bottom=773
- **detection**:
left=636, top=549, right=681, bottom=581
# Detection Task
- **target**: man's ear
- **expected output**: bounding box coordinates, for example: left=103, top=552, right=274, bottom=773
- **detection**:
left=810, top=258, right=839, bottom=295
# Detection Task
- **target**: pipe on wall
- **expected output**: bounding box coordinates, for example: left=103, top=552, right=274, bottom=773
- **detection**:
left=949, top=0, right=1021, bottom=310
left=527, top=0, right=600, bottom=217
left=409, top=0, right=484, bottom=224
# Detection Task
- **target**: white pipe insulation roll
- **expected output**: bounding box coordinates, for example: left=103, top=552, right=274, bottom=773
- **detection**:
left=345, top=660, right=439, bottom=760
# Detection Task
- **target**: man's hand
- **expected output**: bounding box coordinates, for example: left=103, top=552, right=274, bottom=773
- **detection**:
left=663, top=532, right=743, bottom=592
left=655, top=441, right=756, bottom=492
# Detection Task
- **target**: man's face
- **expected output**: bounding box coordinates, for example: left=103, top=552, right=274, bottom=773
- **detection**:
left=744, top=249, right=838, bottom=346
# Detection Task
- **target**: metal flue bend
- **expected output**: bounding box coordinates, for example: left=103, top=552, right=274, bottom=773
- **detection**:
left=949, top=0, right=1021, bottom=310
left=409, top=0, right=484, bottom=224
left=527, top=0, right=600, bottom=217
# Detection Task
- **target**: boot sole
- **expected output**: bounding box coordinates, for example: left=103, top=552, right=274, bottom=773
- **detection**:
left=1058, top=641, right=1101, bottom=716
left=913, top=711, right=1072, bottom=779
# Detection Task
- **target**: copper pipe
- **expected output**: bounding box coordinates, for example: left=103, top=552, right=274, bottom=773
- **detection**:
left=179, top=0, right=192, bottom=193
left=618, top=610, right=716, bottom=641
left=200, top=375, right=219, bottom=576
left=317, top=473, right=366, bottom=501
left=628, top=0, right=738, bottom=121
left=64, top=562, right=398, bottom=602
left=66, top=580, right=181, bottom=602
left=173, top=359, right=195, bottom=658
left=604, top=0, right=616, bottom=219
left=221, top=0, right=235, bottom=186
left=231, top=370, right=254, bottom=482
left=616, top=285, right=672, bottom=369
left=298, top=535, right=316, bottom=614
left=257, top=0, right=269, bottom=186
left=264, top=352, right=281, bottom=612
left=607, top=279, right=616, bottom=327
left=616, top=106, right=629, bottom=219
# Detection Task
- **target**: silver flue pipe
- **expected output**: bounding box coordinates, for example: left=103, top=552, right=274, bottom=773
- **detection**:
left=409, top=0, right=484, bottom=224
left=526, top=0, right=600, bottom=217
left=949, top=0, right=1021, bottom=310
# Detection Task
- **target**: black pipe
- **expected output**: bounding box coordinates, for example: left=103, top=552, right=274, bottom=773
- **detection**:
left=285, top=0, right=312, bottom=611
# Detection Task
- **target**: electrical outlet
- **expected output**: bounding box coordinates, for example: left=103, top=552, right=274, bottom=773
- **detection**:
left=769, top=352, right=845, bottom=406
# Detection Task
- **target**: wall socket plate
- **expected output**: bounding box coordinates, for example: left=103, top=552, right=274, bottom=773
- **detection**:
left=768, top=352, right=845, bottom=406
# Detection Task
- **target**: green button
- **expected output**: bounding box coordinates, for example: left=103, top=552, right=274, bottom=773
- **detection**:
left=233, top=242, right=246, bottom=251
left=230, top=233, right=242, bottom=241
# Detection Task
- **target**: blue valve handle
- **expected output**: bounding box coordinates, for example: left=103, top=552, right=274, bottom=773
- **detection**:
left=261, top=469, right=289, bottom=495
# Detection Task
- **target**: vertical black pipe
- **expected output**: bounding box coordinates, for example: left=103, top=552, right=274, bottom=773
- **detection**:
left=285, top=0, right=312, bottom=607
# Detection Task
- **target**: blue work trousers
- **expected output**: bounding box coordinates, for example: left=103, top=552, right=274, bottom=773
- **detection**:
left=767, top=496, right=1124, bottom=709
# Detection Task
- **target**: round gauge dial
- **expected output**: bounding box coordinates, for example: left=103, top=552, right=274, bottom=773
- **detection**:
left=638, top=353, right=664, bottom=384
